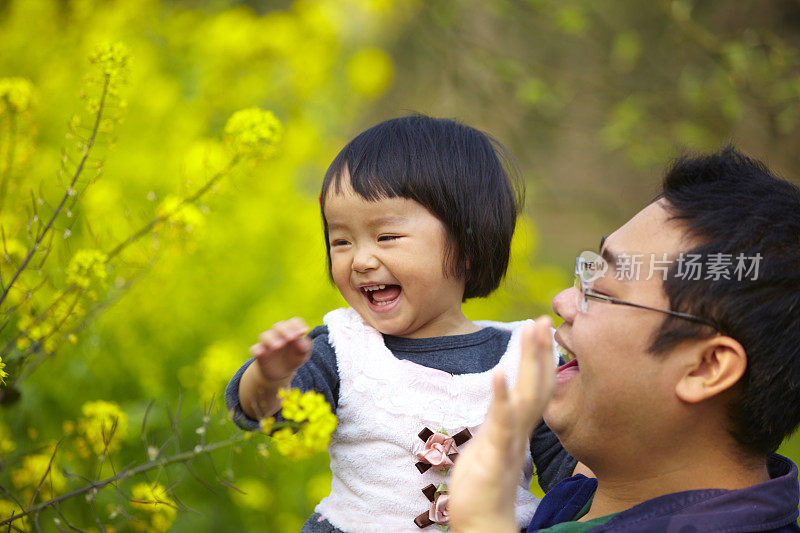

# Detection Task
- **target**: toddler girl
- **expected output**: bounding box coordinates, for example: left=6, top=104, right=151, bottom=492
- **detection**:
left=226, top=115, right=575, bottom=532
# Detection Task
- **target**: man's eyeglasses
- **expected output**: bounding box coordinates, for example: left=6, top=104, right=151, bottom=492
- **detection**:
left=574, top=252, right=718, bottom=330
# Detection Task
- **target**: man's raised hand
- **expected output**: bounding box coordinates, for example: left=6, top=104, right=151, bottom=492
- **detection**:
left=449, top=317, right=556, bottom=533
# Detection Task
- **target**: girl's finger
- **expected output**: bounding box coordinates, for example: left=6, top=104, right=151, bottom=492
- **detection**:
left=285, top=316, right=309, bottom=337
left=289, top=336, right=313, bottom=357
left=259, top=329, right=281, bottom=349
left=273, top=319, right=307, bottom=341
left=249, top=343, right=266, bottom=357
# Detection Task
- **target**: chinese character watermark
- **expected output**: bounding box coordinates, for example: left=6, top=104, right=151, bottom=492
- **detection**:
left=579, top=251, right=762, bottom=282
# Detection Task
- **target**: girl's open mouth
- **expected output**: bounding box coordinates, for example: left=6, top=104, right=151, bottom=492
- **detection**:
left=361, top=284, right=402, bottom=311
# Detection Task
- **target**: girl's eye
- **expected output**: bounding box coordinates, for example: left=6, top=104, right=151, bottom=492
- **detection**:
left=331, top=239, right=349, bottom=247
left=378, top=235, right=400, bottom=242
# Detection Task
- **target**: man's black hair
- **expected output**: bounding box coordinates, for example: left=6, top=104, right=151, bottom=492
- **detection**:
left=651, top=146, right=800, bottom=455
left=320, top=115, right=521, bottom=300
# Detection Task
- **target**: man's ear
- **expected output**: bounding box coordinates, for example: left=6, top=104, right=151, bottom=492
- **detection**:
left=675, top=336, right=747, bottom=403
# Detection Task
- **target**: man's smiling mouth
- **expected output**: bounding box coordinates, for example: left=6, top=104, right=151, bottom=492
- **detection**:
left=553, top=332, right=580, bottom=379
left=554, top=332, right=576, bottom=361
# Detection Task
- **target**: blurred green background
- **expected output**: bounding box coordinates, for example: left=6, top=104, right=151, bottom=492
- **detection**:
left=0, top=0, right=799, bottom=531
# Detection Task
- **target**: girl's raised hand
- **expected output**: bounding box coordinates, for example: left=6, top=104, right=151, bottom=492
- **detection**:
left=249, top=317, right=313, bottom=384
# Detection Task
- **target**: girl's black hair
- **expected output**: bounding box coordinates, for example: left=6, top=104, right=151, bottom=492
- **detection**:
left=320, top=114, right=521, bottom=300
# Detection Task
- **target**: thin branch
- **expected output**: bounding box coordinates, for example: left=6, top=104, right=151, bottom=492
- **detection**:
left=0, top=484, right=27, bottom=531
left=0, top=74, right=110, bottom=309
left=181, top=462, right=219, bottom=496
left=88, top=495, right=106, bottom=533
left=140, top=400, right=155, bottom=457
left=35, top=226, right=57, bottom=271
left=53, top=504, right=87, bottom=533
left=104, top=157, right=238, bottom=262
left=0, top=434, right=247, bottom=527
left=10, top=289, right=82, bottom=379
left=28, top=441, right=62, bottom=508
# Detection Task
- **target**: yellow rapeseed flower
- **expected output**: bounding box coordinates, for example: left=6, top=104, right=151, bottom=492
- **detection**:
left=190, top=341, right=240, bottom=403
left=230, top=478, right=273, bottom=510
left=346, top=47, right=394, bottom=98
left=156, top=196, right=205, bottom=236
left=2, top=238, right=27, bottom=263
left=0, top=77, right=36, bottom=113
left=277, top=388, right=305, bottom=421
left=259, top=416, right=276, bottom=435
left=11, top=453, right=67, bottom=500
left=272, top=389, right=337, bottom=458
left=0, top=499, right=27, bottom=531
left=78, top=400, right=128, bottom=455
left=223, top=107, right=283, bottom=158
left=88, top=42, right=131, bottom=81
left=270, top=426, right=312, bottom=460
left=130, top=482, right=177, bottom=533
left=0, top=422, right=16, bottom=454
left=16, top=297, right=87, bottom=354
left=0, top=356, right=7, bottom=386
left=66, top=249, right=108, bottom=290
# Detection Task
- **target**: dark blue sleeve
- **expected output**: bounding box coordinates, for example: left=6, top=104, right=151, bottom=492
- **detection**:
left=530, top=419, right=577, bottom=492
left=224, top=325, right=339, bottom=431
left=528, top=355, right=576, bottom=492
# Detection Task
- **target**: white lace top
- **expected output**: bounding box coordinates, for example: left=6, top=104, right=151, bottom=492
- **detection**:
left=314, top=307, right=542, bottom=532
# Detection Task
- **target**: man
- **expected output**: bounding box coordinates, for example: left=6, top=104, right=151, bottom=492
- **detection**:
left=450, top=147, right=800, bottom=532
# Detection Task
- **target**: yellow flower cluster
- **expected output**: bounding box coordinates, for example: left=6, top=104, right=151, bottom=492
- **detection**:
left=183, top=341, right=241, bottom=402
left=1, top=238, right=27, bottom=263
left=88, top=42, right=131, bottom=82
left=78, top=400, right=128, bottom=455
left=0, top=423, right=16, bottom=453
left=11, top=452, right=67, bottom=501
left=0, top=499, right=27, bottom=531
left=259, top=416, right=276, bottom=435
left=0, top=77, right=35, bottom=114
left=0, top=356, right=7, bottom=386
left=156, top=196, right=205, bottom=237
left=16, top=297, right=85, bottom=354
left=223, top=107, right=283, bottom=158
left=268, top=389, right=337, bottom=459
left=230, top=477, right=273, bottom=510
left=130, top=482, right=177, bottom=533
left=66, top=249, right=109, bottom=290
left=346, top=47, right=394, bottom=98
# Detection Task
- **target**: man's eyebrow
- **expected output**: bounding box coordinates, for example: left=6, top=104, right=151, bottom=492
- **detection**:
left=599, top=235, right=618, bottom=269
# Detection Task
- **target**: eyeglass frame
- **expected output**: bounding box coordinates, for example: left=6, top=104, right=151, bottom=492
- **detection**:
left=574, top=256, right=719, bottom=330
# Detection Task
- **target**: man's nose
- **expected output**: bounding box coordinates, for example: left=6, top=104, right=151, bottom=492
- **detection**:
left=552, top=287, right=579, bottom=323
left=352, top=245, right=379, bottom=273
